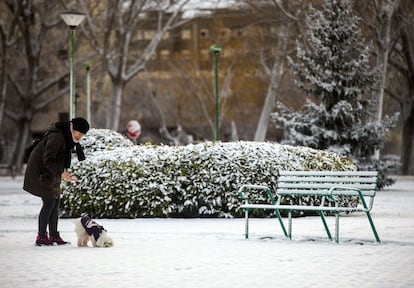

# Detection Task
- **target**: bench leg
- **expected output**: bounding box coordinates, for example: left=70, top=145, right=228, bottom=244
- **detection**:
left=366, top=211, right=381, bottom=243
left=319, top=211, right=332, bottom=241
left=244, top=209, right=249, bottom=239
left=288, top=211, right=292, bottom=239
left=274, top=209, right=289, bottom=238
left=335, top=212, right=340, bottom=243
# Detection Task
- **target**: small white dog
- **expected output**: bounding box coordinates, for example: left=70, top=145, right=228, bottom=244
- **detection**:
left=74, top=215, right=113, bottom=248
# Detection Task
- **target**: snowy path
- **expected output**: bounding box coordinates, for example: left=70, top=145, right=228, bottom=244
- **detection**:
left=0, top=176, right=413, bottom=288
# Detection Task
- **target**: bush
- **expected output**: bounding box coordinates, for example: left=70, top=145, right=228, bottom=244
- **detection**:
left=60, top=129, right=357, bottom=218
left=78, top=128, right=134, bottom=154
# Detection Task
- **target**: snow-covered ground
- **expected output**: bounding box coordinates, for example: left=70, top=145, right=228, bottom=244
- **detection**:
left=1, top=175, right=413, bottom=288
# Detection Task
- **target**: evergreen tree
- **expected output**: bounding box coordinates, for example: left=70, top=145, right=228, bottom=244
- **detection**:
left=271, top=0, right=399, bottom=188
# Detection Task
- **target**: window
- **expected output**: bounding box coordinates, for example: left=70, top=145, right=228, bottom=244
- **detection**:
left=221, top=49, right=233, bottom=58
left=181, top=30, right=191, bottom=40
left=233, top=28, right=245, bottom=37
left=200, top=28, right=210, bottom=38
left=144, top=30, right=155, bottom=40
left=181, top=49, right=191, bottom=58
left=136, top=31, right=144, bottom=40
left=160, top=50, right=170, bottom=59
left=162, top=32, right=170, bottom=40
left=220, top=28, right=231, bottom=39
left=200, top=49, right=210, bottom=59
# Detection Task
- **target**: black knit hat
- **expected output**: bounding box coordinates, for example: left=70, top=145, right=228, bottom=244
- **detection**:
left=71, top=117, right=90, bottom=134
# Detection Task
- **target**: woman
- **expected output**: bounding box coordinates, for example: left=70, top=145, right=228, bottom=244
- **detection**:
left=23, top=117, right=90, bottom=246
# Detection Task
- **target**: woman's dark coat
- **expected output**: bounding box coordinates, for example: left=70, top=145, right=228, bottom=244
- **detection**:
left=23, top=124, right=72, bottom=199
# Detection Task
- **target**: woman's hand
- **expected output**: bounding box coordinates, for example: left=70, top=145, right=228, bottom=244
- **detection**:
left=62, top=171, right=78, bottom=182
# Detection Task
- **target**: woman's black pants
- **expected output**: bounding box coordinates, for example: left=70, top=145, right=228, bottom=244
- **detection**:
left=38, top=197, right=60, bottom=237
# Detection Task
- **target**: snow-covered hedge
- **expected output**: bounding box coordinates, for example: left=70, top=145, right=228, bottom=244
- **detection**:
left=60, top=129, right=357, bottom=218
left=78, top=128, right=134, bottom=154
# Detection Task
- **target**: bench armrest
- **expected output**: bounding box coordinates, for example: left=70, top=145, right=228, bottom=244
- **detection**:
left=328, top=186, right=375, bottom=210
left=238, top=184, right=276, bottom=205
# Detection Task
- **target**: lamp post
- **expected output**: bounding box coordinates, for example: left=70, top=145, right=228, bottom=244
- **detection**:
left=209, top=44, right=221, bottom=141
left=60, top=11, right=86, bottom=119
left=83, top=62, right=91, bottom=125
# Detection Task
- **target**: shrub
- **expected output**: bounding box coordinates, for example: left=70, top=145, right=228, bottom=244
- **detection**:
left=61, top=129, right=356, bottom=218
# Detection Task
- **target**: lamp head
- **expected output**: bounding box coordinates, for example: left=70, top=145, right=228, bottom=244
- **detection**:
left=60, top=11, right=86, bottom=28
left=209, top=44, right=221, bottom=54
left=83, top=62, right=91, bottom=70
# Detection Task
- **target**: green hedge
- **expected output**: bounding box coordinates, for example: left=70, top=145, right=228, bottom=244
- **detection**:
left=60, top=130, right=356, bottom=218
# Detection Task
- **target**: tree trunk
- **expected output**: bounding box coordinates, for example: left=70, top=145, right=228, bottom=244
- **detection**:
left=374, top=0, right=397, bottom=121
left=0, top=44, right=7, bottom=130
left=254, top=24, right=288, bottom=141
left=373, top=0, right=398, bottom=159
left=0, top=1, right=21, bottom=129
left=9, top=118, right=32, bottom=173
left=399, top=10, right=414, bottom=174
left=109, top=80, right=123, bottom=131
left=401, top=106, right=414, bottom=175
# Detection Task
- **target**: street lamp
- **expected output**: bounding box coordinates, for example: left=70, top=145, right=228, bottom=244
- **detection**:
left=209, top=44, right=221, bottom=141
left=83, top=62, right=91, bottom=125
left=60, top=11, right=86, bottom=119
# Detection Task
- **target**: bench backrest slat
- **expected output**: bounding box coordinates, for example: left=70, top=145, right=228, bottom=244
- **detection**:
left=277, top=183, right=377, bottom=191
left=277, top=188, right=376, bottom=196
left=276, top=171, right=378, bottom=197
left=279, top=171, right=378, bottom=177
left=278, top=176, right=377, bottom=184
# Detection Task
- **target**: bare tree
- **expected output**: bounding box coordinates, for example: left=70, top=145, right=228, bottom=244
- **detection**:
left=368, top=0, right=400, bottom=122
left=388, top=1, right=414, bottom=174
left=358, top=0, right=400, bottom=159
left=0, top=1, right=21, bottom=130
left=254, top=23, right=289, bottom=141
left=358, top=0, right=414, bottom=174
left=139, top=53, right=235, bottom=142
left=170, top=59, right=235, bottom=140
left=1, top=1, right=70, bottom=172
left=399, top=23, right=414, bottom=174
left=246, top=0, right=304, bottom=141
left=79, top=0, right=190, bottom=131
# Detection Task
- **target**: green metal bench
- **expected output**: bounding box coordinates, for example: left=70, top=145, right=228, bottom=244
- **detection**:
left=238, top=171, right=380, bottom=243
